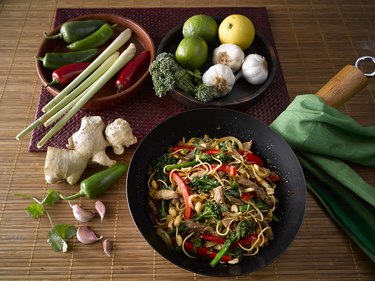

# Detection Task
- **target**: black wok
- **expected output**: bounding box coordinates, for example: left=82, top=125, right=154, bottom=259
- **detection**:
left=126, top=108, right=306, bottom=277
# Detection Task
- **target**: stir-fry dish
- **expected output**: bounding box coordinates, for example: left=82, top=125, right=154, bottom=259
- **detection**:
left=147, top=135, right=281, bottom=267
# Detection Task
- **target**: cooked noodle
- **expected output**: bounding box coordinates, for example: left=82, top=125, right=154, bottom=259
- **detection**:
left=147, top=135, right=280, bottom=266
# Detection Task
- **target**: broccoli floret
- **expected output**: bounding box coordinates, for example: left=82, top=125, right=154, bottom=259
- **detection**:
left=149, top=52, right=215, bottom=102
left=151, top=153, right=178, bottom=181
left=149, top=53, right=179, bottom=97
left=193, top=200, right=222, bottom=222
left=198, top=152, right=232, bottom=164
left=191, top=174, right=220, bottom=193
left=195, top=83, right=215, bottom=102
left=210, top=220, right=255, bottom=267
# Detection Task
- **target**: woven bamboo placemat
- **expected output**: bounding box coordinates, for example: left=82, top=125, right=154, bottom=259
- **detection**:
left=28, top=7, right=290, bottom=152
left=1, top=2, right=375, bottom=281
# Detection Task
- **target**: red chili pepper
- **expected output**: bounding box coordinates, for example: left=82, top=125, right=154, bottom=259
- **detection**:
left=201, top=233, right=226, bottom=244
left=115, top=49, right=150, bottom=93
left=184, top=242, right=233, bottom=263
left=47, top=62, right=90, bottom=87
left=239, top=150, right=264, bottom=166
left=171, top=172, right=192, bottom=220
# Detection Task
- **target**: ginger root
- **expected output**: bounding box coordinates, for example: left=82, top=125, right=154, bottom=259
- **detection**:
left=44, top=116, right=137, bottom=185
left=105, top=118, right=137, bottom=155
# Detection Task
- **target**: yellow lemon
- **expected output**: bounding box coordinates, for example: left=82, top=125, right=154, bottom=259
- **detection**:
left=218, top=14, right=255, bottom=50
left=175, top=36, right=208, bottom=70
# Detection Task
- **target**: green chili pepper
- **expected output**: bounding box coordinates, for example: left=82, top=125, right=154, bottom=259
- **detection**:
left=60, top=163, right=128, bottom=201
left=35, top=48, right=98, bottom=69
left=66, top=23, right=116, bottom=51
left=44, top=20, right=107, bottom=43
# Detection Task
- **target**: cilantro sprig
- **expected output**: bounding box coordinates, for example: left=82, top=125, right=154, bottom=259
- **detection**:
left=15, top=189, right=76, bottom=252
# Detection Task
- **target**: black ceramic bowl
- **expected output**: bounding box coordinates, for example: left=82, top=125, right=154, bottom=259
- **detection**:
left=126, top=108, right=306, bottom=277
left=157, top=20, right=277, bottom=111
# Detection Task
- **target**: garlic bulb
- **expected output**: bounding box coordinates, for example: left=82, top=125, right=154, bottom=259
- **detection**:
left=241, top=54, right=268, bottom=85
left=202, top=64, right=236, bottom=97
left=212, top=44, right=245, bottom=73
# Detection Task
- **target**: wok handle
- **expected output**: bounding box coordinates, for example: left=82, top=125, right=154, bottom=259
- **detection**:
left=315, top=65, right=368, bottom=108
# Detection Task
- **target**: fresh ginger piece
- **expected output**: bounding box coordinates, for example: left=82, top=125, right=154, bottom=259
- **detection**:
left=44, top=146, right=89, bottom=185
left=105, top=118, right=137, bottom=155
left=66, top=116, right=116, bottom=167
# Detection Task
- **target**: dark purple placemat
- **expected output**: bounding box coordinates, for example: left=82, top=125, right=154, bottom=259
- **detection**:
left=29, top=7, right=289, bottom=152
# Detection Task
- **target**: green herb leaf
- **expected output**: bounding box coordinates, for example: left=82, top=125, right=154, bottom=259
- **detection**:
left=42, top=189, right=61, bottom=206
left=48, top=229, right=68, bottom=252
left=47, top=224, right=76, bottom=252
left=25, top=203, right=44, bottom=219
left=53, top=224, right=77, bottom=239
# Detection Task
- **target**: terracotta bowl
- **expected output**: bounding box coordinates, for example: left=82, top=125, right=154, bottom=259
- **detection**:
left=36, top=14, right=155, bottom=110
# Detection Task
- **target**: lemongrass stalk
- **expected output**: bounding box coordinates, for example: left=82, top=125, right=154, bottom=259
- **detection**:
left=42, top=28, right=132, bottom=113
left=43, top=90, right=87, bottom=127
left=37, top=43, right=137, bottom=148
left=15, top=52, right=119, bottom=141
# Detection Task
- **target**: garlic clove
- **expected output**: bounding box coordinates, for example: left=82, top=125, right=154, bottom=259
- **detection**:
left=103, top=239, right=112, bottom=257
left=76, top=226, right=103, bottom=244
left=94, top=200, right=106, bottom=222
left=69, top=202, right=96, bottom=222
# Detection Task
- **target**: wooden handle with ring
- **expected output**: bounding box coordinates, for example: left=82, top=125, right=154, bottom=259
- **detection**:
left=315, top=56, right=374, bottom=108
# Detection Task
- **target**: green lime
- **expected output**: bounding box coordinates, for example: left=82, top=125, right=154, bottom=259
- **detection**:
left=175, top=36, right=208, bottom=70
left=182, top=14, right=218, bottom=43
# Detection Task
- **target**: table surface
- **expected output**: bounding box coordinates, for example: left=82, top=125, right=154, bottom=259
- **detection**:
left=0, top=0, right=374, bottom=280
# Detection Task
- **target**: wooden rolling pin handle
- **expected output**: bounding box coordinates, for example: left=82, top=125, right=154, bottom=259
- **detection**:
left=315, top=65, right=368, bottom=108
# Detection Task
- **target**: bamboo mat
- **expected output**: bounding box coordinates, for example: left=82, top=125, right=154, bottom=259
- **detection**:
left=1, top=1, right=374, bottom=281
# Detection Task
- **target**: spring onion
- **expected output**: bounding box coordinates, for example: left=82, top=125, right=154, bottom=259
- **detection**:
left=42, top=28, right=132, bottom=113
left=37, top=43, right=137, bottom=148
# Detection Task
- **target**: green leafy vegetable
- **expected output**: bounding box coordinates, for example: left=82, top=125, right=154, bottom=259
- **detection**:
left=48, top=224, right=77, bottom=252
left=15, top=190, right=76, bottom=252
left=191, top=175, right=220, bottom=193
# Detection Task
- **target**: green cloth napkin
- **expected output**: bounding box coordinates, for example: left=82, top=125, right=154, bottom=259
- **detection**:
left=270, top=94, right=375, bottom=262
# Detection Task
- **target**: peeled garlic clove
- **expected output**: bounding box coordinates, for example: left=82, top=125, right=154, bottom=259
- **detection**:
left=103, top=239, right=112, bottom=257
left=95, top=201, right=106, bottom=222
left=69, top=202, right=96, bottom=222
left=76, top=226, right=103, bottom=244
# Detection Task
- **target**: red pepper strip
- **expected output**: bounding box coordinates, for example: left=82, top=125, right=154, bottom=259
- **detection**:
left=211, top=164, right=237, bottom=177
left=47, top=62, right=90, bottom=87
left=184, top=242, right=233, bottom=263
left=203, top=149, right=221, bottom=155
left=238, top=150, right=264, bottom=166
left=240, top=192, right=254, bottom=202
left=171, top=172, right=192, bottom=220
left=115, top=49, right=150, bottom=93
left=170, top=145, right=194, bottom=152
left=200, top=233, right=226, bottom=244
left=269, top=173, right=281, bottom=183
left=232, top=234, right=257, bottom=248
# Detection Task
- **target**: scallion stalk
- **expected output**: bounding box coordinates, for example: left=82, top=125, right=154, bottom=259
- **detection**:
left=41, top=28, right=132, bottom=113
left=36, top=43, right=137, bottom=148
